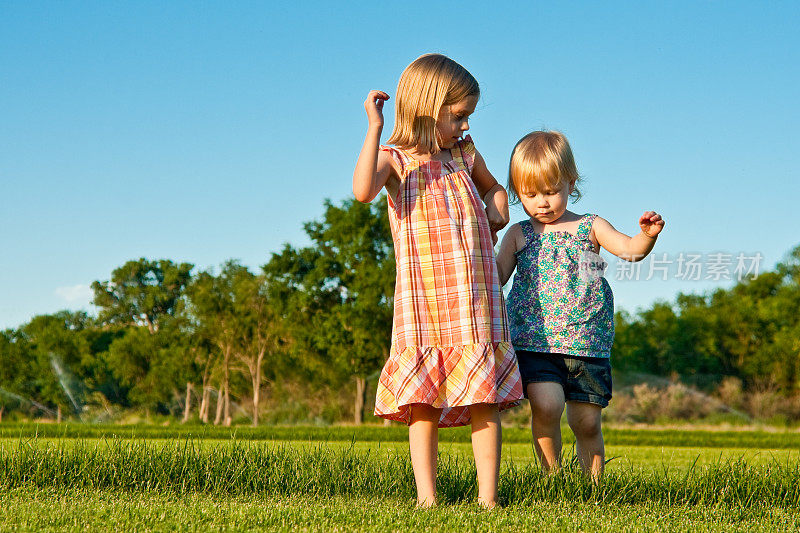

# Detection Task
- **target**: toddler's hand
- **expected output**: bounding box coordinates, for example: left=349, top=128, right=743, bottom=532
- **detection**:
left=639, top=211, right=665, bottom=238
left=364, top=90, right=390, bottom=129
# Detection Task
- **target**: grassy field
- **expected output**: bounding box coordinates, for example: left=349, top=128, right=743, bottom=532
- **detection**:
left=3, top=422, right=800, bottom=448
left=1, top=425, right=798, bottom=531
left=2, top=489, right=797, bottom=532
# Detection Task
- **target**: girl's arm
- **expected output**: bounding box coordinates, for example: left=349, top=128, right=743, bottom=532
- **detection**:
left=496, top=223, right=523, bottom=286
left=472, top=150, right=510, bottom=242
left=592, top=211, right=666, bottom=261
left=353, top=90, right=395, bottom=202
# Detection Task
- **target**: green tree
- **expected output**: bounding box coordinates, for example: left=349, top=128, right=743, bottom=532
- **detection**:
left=231, top=270, right=284, bottom=426
left=185, top=262, right=247, bottom=426
left=20, top=311, right=92, bottom=420
left=0, top=328, right=42, bottom=419
left=92, top=258, right=193, bottom=333
left=613, top=244, right=800, bottom=394
left=93, top=258, right=195, bottom=417
left=265, top=196, right=394, bottom=423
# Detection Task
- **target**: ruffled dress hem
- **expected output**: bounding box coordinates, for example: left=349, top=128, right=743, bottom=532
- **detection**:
left=374, top=341, right=523, bottom=428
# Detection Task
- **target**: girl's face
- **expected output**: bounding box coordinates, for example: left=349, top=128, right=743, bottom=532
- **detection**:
left=519, top=182, right=572, bottom=224
left=436, top=95, right=479, bottom=149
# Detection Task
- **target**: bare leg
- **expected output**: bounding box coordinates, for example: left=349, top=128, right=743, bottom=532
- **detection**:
left=566, top=401, right=604, bottom=483
left=468, top=403, right=501, bottom=507
left=409, top=403, right=442, bottom=507
left=527, top=382, right=565, bottom=473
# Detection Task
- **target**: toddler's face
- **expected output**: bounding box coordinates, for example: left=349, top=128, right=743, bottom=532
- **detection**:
left=519, top=184, right=571, bottom=224
left=436, top=95, right=478, bottom=150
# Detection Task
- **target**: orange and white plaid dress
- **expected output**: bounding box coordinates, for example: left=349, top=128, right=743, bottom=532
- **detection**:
left=374, top=135, right=523, bottom=427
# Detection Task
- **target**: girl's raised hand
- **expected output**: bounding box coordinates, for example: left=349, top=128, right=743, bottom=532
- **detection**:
left=639, top=211, right=665, bottom=238
left=364, top=90, right=390, bottom=129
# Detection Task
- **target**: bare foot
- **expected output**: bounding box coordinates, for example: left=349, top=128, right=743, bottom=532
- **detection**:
left=477, top=498, right=497, bottom=510
left=416, top=497, right=437, bottom=509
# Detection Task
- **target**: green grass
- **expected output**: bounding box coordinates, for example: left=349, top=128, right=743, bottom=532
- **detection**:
left=1, top=425, right=799, bottom=531
left=2, top=422, right=800, bottom=449
left=2, top=437, right=797, bottom=471
left=1, top=439, right=798, bottom=509
left=2, top=488, right=797, bottom=532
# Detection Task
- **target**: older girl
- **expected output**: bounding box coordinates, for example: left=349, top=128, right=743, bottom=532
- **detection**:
left=353, top=54, right=523, bottom=507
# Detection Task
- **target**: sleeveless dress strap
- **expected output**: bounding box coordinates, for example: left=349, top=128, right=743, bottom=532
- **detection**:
left=380, top=145, right=410, bottom=178
left=576, top=214, right=597, bottom=241
left=518, top=219, right=537, bottom=245
left=453, top=135, right=476, bottom=174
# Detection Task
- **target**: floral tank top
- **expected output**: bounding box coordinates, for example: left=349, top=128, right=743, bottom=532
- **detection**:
left=506, top=214, right=614, bottom=358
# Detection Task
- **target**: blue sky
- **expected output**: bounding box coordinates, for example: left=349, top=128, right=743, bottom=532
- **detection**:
left=1, top=1, right=799, bottom=329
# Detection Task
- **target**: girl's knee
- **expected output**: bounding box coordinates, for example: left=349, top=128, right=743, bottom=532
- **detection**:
left=530, top=398, right=564, bottom=425
left=569, top=414, right=602, bottom=440
left=468, top=402, right=500, bottom=429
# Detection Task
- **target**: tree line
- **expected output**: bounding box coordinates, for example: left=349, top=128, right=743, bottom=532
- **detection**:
left=1, top=195, right=798, bottom=424
left=613, top=245, right=800, bottom=394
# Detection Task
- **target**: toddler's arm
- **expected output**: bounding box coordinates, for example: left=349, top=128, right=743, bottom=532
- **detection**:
left=496, top=223, right=523, bottom=285
left=592, top=211, right=665, bottom=261
left=353, top=90, right=395, bottom=203
left=472, top=151, right=510, bottom=242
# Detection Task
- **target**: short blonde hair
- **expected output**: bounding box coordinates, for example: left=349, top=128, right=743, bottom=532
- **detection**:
left=386, top=54, right=479, bottom=154
left=508, top=131, right=582, bottom=204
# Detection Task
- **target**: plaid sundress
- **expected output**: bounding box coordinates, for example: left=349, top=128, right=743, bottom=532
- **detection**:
left=374, top=135, right=523, bottom=427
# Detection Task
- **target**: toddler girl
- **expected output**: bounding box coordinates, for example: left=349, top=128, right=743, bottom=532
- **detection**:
left=353, top=54, right=523, bottom=507
left=496, top=131, right=665, bottom=481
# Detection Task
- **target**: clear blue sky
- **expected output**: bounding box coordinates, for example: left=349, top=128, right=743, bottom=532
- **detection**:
left=2, top=1, right=799, bottom=329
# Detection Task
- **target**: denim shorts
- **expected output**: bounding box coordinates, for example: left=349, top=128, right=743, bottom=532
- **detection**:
left=516, top=350, right=612, bottom=408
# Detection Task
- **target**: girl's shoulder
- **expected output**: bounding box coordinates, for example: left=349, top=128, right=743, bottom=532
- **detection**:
left=454, top=135, right=476, bottom=174
left=584, top=213, right=606, bottom=239
left=507, top=220, right=532, bottom=252
left=378, top=145, right=405, bottom=178
left=578, top=213, right=604, bottom=248
left=456, top=134, right=476, bottom=155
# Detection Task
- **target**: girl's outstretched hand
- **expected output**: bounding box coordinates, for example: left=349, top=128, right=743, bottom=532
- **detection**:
left=364, top=90, right=390, bottom=129
left=639, top=211, right=665, bottom=238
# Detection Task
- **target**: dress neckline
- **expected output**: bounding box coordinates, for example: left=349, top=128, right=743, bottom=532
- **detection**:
left=393, top=142, right=466, bottom=175
left=395, top=146, right=455, bottom=165
left=518, top=216, right=598, bottom=251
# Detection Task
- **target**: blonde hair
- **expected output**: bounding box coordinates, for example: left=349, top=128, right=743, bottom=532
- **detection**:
left=508, top=131, right=582, bottom=204
left=386, top=54, right=479, bottom=154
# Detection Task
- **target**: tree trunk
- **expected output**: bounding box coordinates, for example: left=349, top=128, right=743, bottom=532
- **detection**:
left=215, top=346, right=232, bottom=426
left=223, top=381, right=231, bottom=426
left=214, top=382, right=224, bottom=425
left=251, top=348, right=266, bottom=427
left=252, top=376, right=260, bottom=427
left=57, top=405, right=62, bottom=423
left=198, top=388, right=206, bottom=422
left=354, top=376, right=366, bottom=425
left=198, top=350, right=213, bottom=423
left=223, top=346, right=231, bottom=426
left=199, top=386, right=210, bottom=423
left=182, top=382, right=193, bottom=423
left=1, top=406, right=4, bottom=423
left=251, top=386, right=259, bottom=427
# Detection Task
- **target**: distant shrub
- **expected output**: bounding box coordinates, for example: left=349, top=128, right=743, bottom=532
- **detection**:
left=601, top=377, right=800, bottom=425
